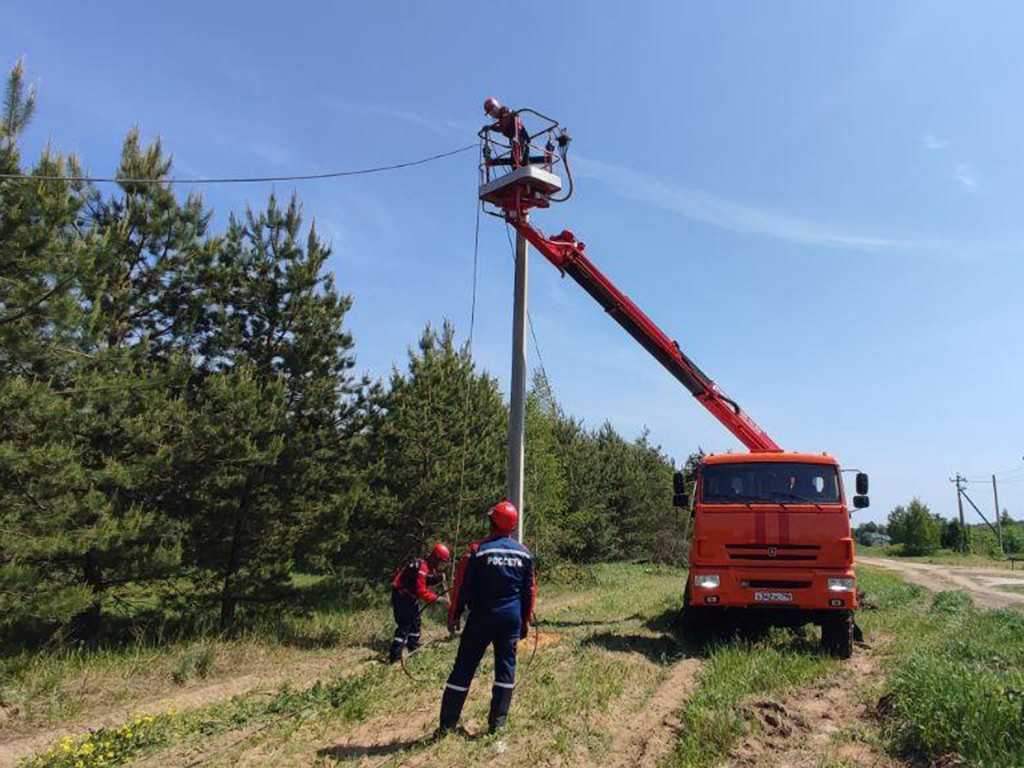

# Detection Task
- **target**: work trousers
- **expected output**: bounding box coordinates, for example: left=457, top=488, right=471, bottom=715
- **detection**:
left=389, top=588, right=421, bottom=663
left=440, top=608, right=520, bottom=731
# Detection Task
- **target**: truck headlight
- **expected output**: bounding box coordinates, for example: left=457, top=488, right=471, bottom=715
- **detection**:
left=694, top=574, right=720, bottom=589
left=827, top=578, right=855, bottom=592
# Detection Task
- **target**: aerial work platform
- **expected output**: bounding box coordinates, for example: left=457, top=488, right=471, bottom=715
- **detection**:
left=478, top=165, right=562, bottom=208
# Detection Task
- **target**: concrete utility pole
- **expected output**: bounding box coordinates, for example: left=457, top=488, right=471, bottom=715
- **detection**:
left=993, top=474, right=1003, bottom=552
left=507, top=214, right=529, bottom=541
left=952, top=473, right=967, bottom=552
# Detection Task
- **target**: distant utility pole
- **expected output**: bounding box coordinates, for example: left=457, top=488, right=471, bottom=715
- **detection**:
left=951, top=473, right=967, bottom=552
left=993, top=474, right=1003, bottom=551
left=956, top=479, right=1003, bottom=554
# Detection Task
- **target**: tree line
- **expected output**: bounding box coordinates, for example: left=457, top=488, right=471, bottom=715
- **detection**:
left=855, top=498, right=1022, bottom=556
left=0, top=63, right=686, bottom=648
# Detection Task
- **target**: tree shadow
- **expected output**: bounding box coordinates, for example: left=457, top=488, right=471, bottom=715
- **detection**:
left=317, top=737, right=423, bottom=759
left=593, top=606, right=831, bottom=663
left=536, top=613, right=644, bottom=629
left=582, top=631, right=688, bottom=664
left=317, top=726, right=486, bottom=760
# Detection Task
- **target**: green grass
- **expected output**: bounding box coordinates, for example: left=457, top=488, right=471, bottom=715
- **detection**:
left=21, top=666, right=385, bottom=768
left=20, top=564, right=691, bottom=767
left=21, top=561, right=1024, bottom=768
left=0, top=573, right=399, bottom=730
left=879, top=590, right=1024, bottom=767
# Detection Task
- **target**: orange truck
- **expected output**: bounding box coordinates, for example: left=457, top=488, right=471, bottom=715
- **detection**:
left=677, top=452, right=868, bottom=657
left=478, top=100, right=870, bottom=657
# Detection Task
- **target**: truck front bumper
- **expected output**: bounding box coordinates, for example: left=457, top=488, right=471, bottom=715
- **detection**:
left=688, top=567, right=857, bottom=611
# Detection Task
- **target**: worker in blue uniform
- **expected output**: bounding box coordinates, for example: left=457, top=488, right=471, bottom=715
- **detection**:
left=388, top=542, right=450, bottom=664
left=438, top=501, right=536, bottom=734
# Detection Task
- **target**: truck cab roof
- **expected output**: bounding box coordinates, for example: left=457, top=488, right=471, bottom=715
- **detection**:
left=702, top=451, right=838, bottom=467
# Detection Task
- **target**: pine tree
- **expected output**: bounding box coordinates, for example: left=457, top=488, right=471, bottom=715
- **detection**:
left=181, top=194, right=364, bottom=627
left=0, top=60, right=84, bottom=379
left=0, top=64, right=190, bottom=642
left=524, top=371, right=569, bottom=563
left=353, top=322, right=506, bottom=576
left=76, top=129, right=214, bottom=356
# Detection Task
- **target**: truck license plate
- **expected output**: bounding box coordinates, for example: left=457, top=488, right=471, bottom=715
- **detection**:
left=754, top=591, right=793, bottom=603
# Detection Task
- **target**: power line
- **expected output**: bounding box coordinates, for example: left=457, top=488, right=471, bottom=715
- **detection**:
left=0, top=143, right=477, bottom=185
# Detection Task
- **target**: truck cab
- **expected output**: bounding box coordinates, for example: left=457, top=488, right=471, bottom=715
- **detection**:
left=679, top=452, right=869, bottom=657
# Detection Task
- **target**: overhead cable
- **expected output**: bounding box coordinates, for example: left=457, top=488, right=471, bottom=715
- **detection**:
left=0, top=143, right=477, bottom=185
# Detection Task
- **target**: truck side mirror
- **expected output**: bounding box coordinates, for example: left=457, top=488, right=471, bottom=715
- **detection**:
left=853, top=495, right=870, bottom=509
left=855, top=472, right=869, bottom=495
left=673, top=492, right=690, bottom=509
left=673, top=471, right=687, bottom=494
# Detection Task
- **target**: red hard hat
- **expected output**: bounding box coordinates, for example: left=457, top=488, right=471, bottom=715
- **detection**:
left=431, top=542, right=451, bottom=563
left=483, top=96, right=502, bottom=116
left=488, top=501, right=518, bottom=534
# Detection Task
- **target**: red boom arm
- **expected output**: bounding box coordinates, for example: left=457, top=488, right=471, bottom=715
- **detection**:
left=509, top=218, right=781, bottom=453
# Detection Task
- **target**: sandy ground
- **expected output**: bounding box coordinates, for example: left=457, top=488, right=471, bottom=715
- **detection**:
left=858, top=555, right=1024, bottom=610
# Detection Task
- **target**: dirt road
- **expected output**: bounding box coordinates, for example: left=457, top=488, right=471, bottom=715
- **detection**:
left=858, top=555, right=1024, bottom=610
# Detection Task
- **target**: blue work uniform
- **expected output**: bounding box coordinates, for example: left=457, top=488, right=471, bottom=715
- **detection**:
left=439, top=535, right=536, bottom=733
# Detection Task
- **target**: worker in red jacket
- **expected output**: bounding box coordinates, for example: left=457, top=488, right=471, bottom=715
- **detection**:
left=388, top=542, right=451, bottom=664
left=438, top=501, right=536, bottom=734
left=484, top=97, right=532, bottom=169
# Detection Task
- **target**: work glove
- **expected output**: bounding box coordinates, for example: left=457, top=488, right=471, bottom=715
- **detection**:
left=447, top=618, right=460, bottom=636
left=520, top=625, right=529, bottom=641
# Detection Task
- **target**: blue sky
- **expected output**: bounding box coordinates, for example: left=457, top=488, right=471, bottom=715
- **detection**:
left=5, top=1, right=1024, bottom=525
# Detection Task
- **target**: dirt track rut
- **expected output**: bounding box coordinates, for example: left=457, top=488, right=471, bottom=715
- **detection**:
left=601, top=657, right=703, bottom=768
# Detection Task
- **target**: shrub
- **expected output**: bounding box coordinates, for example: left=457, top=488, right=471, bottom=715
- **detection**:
left=888, top=499, right=940, bottom=556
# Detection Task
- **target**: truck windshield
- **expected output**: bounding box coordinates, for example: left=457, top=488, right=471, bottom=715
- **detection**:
left=701, top=462, right=841, bottom=505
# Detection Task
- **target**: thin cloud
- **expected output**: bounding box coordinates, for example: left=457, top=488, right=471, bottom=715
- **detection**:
left=575, top=157, right=925, bottom=252
left=954, top=163, right=980, bottom=192
left=921, top=133, right=951, bottom=150
left=325, top=99, right=476, bottom=137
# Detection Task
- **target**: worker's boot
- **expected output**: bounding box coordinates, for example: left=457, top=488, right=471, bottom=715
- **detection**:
left=387, top=638, right=404, bottom=664
left=487, top=685, right=514, bottom=733
left=438, top=685, right=469, bottom=734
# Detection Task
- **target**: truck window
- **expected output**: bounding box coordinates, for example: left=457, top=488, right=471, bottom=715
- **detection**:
left=701, top=462, right=841, bottom=505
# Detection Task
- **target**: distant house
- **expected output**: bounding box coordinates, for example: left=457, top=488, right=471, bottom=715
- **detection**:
left=862, top=532, right=891, bottom=547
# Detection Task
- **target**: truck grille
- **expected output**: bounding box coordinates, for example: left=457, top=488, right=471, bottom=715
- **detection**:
left=725, top=543, right=820, bottom=562
left=741, top=579, right=812, bottom=589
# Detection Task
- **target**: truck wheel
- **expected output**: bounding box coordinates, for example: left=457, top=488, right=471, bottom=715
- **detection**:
left=680, top=584, right=711, bottom=646
left=821, top=611, right=854, bottom=659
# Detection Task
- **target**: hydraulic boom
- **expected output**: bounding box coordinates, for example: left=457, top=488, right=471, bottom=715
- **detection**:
left=508, top=220, right=781, bottom=453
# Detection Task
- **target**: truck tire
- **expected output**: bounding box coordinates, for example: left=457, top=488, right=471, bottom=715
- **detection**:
left=821, top=611, right=854, bottom=659
left=680, top=584, right=715, bottom=646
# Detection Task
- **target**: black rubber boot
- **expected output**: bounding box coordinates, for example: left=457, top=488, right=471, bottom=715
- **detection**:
left=387, top=639, right=404, bottom=664
left=438, top=686, right=469, bottom=733
left=487, top=685, right=514, bottom=733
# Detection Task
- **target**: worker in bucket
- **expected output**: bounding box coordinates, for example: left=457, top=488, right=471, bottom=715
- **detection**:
left=438, top=501, right=536, bottom=735
left=483, top=97, right=532, bottom=169
left=388, top=542, right=451, bottom=664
